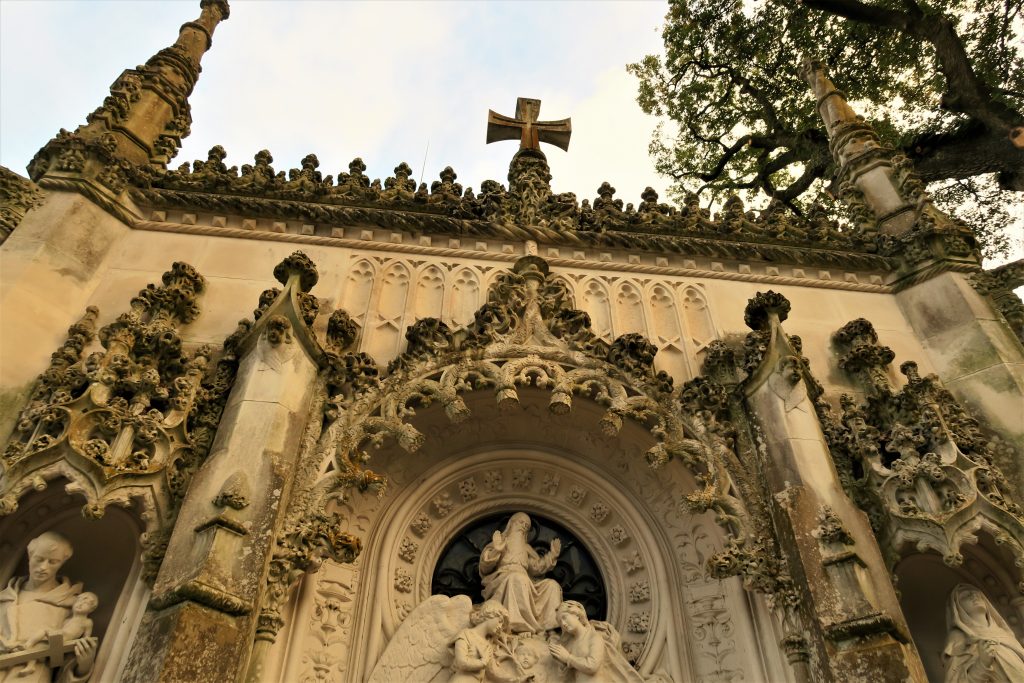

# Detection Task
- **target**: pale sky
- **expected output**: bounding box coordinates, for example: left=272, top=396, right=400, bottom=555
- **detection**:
left=0, top=0, right=673, bottom=205
left=1, top=0, right=1019, bottom=275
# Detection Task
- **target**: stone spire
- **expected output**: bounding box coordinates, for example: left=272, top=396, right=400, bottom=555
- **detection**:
left=800, top=58, right=918, bottom=235
left=28, top=0, right=230, bottom=181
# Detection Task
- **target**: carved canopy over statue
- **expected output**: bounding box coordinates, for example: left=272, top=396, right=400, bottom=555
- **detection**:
left=0, top=533, right=98, bottom=682
left=368, top=512, right=664, bottom=683
left=943, top=584, right=1024, bottom=683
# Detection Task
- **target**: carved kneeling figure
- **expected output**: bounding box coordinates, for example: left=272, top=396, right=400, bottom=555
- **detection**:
left=943, top=584, right=1024, bottom=683
left=369, top=595, right=660, bottom=682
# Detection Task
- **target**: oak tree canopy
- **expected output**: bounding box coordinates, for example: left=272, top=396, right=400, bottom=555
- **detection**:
left=629, top=0, right=1024, bottom=258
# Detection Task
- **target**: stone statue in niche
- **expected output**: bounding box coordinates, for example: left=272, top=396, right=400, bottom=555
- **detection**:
left=368, top=512, right=666, bottom=682
left=943, top=584, right=1024, bottom=682
left=480, top=512, right=562, bottom=633
left=0, top=533, right=98, bottom=682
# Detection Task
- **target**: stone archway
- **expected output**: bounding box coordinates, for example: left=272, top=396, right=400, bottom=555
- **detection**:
left=0, top=482, right=149, bottom=682
left=263, top=387, right=787, bottom=683
left=256, top=255, right=792, bottom=682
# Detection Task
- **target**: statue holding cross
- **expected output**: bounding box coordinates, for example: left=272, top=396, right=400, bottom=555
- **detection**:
left=0, top=533, right=98, bottom=682
left=486, top=97, right=571, bottom=153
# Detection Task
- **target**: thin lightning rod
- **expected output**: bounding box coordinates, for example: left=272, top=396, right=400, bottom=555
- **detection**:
left=418, top=139, right=430, bottom=186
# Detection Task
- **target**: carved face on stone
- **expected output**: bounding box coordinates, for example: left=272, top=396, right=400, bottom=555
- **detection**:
left=26, top=532, right=73, bottom=589
left=73, top=591, right=99, bottom=616
left=558, top=611, right=582, bottom=635
left=959, top=586, right=989, bottom=620
left=556, top=601, right=588, bottom=635
left=506, top=512, right=531, bottom=537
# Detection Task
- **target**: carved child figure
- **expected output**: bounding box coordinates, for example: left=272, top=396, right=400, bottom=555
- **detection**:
left=449, top=601, right=509, bottom=683
left=11, top=592, right=98, bottom=679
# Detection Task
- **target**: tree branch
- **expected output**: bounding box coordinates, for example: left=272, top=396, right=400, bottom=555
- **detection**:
left=803, top=0, right=1024, bottom=136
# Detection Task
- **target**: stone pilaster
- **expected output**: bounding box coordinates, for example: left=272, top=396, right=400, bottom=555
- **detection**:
left=740, top=292, right=926, bottom=682
left=121, top=253, right=324, bottom=683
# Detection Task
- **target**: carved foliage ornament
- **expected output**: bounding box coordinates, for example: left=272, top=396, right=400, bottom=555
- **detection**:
left=0, top=262, right=245, bottom=583
left=0, top=166, right=45, bottom=243
left=135, top=145, right=891, bottom=263
left=268, top=255, right=756, bottom=650
left=827, top=318, right=1024, bottom=582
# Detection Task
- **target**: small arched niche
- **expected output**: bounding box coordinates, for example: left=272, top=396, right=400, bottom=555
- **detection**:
left=431, top=511, right=607, bottom=621
left=0, top=481, right=149, bottom=682
left=896, top=532, right=1024, bottom=682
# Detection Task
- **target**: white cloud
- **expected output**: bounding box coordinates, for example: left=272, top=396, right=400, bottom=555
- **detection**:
left=1, top=0, right=670, bottom=207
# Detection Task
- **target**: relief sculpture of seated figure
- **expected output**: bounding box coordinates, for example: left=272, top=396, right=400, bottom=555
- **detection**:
left=0, top=533, right=98, bottom=683
left=367, top=512, right=669, bottom=683
left=479, top=512, right=563, bottom=634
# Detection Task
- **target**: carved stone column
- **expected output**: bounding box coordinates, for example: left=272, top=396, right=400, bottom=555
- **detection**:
left=121, top=253, right=324, bottom=683
left=801, top=61, right=1024, bottom=495
left=740, top=292, right=926, bottom=682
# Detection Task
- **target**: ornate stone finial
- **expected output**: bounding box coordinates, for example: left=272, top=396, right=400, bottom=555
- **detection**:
left=512, top=255, right=551, bottom=281
left=743, top=291, right=791, bottom=331
left=800, top=57, right=926, bottom=236
left=29, top=0, right=230, bottom=178
left=273, top=251, right=319, bottom=293
left=325, top=309, right=358, bottom=351
left=799, top=58, right=860, bottom=133
left=486, top=97, right=571, bottom=152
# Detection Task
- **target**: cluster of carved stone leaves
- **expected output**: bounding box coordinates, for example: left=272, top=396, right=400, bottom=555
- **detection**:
left=140, top=146, right=882, bottom=252
left=0, top=263, right=238, bottom=514
left=822, top=317, right=1024, bottom=578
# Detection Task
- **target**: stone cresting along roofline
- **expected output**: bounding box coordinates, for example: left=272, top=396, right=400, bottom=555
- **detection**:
left=123, top=145, right=899, bottom=274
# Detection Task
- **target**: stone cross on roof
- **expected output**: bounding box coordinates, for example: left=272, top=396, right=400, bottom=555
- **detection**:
left=486, top=97, right=571, bottom=152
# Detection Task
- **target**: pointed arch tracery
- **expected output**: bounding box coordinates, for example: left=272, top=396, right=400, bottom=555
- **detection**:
left=412, top=265, right=445, bottom=321
left=448, top=267, right=481, bottom=327
left=363, top=262, right=410, bottom=364
left=581, top=278, right=613, bottom=341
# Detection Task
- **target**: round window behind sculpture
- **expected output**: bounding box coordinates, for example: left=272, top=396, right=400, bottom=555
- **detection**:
left=431, top=511, right=607, bottom=621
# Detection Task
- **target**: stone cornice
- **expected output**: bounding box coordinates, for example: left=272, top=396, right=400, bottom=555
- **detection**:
left=129, top=187, right=898, bottom=275
left=131, top=218, right=894, bottom=293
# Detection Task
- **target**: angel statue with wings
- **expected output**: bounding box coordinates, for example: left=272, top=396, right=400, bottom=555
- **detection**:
left=367, top=595, right=523, bottom=683
left=367, top=511, right=672, bottom=683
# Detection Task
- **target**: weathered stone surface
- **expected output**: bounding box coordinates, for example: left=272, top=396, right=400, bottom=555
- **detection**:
left=3, top=8, right=1024, bottom=683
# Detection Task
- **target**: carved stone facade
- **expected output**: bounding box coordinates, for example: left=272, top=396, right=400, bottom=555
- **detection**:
left=2, top=3, right=1024, bottom=682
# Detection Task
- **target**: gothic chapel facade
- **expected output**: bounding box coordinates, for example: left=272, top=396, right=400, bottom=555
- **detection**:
left=2, top=2, right=1023, bottom=682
